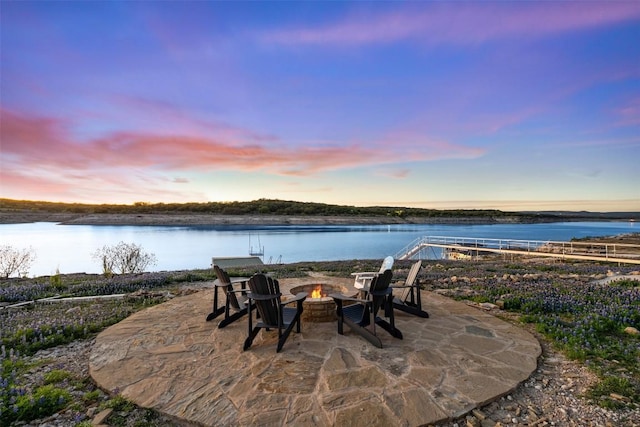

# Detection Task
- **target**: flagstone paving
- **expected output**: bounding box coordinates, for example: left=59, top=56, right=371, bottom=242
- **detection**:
left=89, top=275, right=541, bottom=426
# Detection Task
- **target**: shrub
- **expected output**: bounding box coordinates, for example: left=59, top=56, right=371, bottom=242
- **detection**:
left=43, top=369, right=73, bottom=385
left=49, top=268, right=64, bottom=291
left=12, top=384, right=71, bottom=423
left=82, top=390, right=102, bottom=403
left=92, top=242, right=157, bottom=275
left=0, top=245, right=36, bottom=279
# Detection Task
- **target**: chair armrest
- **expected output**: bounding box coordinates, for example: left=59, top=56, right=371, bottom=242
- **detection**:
left=247, top=292, right=281, bottom=301
left=390, top=283, right=414, bottom=289
left=282, top=292, right=307, bottom=305
left=213, top=278, right=248, bottom=287
left=369, top=288, right=392, bottom=297
left=351, top=272, right=377, bottom=277
left=329, top=293, right=368, bottom=304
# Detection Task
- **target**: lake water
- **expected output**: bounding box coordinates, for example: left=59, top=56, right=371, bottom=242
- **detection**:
left=1, top=221, right=637, bottom=277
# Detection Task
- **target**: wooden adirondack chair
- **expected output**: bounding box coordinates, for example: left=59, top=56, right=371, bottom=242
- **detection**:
left=206, top=265, right=250, bottom=328
left=391, top=260, right=429, bottom=318
left=331, top=269, right=402, bottom=348
left=244, top=274, right=306, bottom=352
left=352, top=256, right=394, bottom=292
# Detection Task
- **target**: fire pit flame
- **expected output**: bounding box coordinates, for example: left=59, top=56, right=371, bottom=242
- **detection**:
left=310, top=285, right=322, bottom=299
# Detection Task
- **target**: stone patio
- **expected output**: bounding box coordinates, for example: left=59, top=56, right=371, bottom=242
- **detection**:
left=89, top=275, right=541, bottom=426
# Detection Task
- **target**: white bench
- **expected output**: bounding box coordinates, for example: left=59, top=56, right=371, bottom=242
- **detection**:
left=211, top=256, right=264, bottom=269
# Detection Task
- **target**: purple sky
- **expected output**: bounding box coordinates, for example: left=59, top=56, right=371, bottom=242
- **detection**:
left=1, top=1, right=639, bottom=211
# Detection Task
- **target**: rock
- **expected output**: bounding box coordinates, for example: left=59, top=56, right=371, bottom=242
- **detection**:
left=466, top=415, right=480, bottom=427
left=472, top=409, right=486, bottom=420
left=480, top=302, right=498, bottom=310
left=610, top=393, right=631, bottom=402
left=624, top=326, right=639, bottom=336
left=92, top=408, right=112, bottom=426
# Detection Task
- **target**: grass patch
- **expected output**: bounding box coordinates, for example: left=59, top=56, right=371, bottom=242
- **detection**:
left=43, top=369, right=73, bottom=385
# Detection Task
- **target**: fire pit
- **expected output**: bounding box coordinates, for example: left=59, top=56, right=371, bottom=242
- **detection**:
left=290, top=283, right=356, bottom=323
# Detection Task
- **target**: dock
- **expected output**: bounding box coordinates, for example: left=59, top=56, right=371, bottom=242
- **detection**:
left=395, top=236, right=640, bottom=265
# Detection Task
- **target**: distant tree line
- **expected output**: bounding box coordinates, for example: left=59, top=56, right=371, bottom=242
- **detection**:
left=4, top=198, right=633, bottom=220
left=0, top=198, right=530, bottom=218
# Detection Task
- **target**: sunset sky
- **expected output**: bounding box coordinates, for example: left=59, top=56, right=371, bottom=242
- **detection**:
left=2, top=1, right=639, bottom=212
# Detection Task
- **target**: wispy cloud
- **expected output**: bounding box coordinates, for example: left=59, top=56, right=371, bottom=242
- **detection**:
left=616, top=96, right=640, bottom=126
left=1, top=108, right=483, bottom=178
left=262, top=2, right=640, bottom=47
left=377, top=168, right=411, bottom=179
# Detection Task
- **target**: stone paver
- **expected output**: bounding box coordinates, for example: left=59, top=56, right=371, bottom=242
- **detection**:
left=89, top=276, right=541, bottom=426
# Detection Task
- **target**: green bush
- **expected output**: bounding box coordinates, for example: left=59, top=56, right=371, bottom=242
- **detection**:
left=82, top=390, right=102, bottom=403
left=587, top=376, right=638, bottom=409
left=43, top=369, right=73, bottom=385
left=14, top=384, right=71, bottom=423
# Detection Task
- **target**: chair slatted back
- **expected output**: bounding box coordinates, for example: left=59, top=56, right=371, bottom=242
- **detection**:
left=248, top=274, right=281, bottom=327
left=399, top=261, right=422, bottom=302
left=379, top=256, right=394, bottom=273
left=214, top=265, right=242, bottom=310
left=369, top=269, right=393, bottom=314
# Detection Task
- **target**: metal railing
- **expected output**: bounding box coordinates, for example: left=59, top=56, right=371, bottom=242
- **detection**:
left=395, top=236, right=640, bottom=264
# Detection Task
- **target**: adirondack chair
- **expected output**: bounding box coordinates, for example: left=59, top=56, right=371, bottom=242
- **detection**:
left=391, top=260, right=429, bottom=318
left=244, top=274, right=307, bottom=352
left=206, top=265, right=250, bottom=328
left=331, top=269, right=402, bottom=348
left=352, top=256, right=394, bottom=292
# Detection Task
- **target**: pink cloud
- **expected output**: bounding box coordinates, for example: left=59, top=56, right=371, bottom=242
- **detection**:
left=262, top=2, right=640, bottom=47
left=1, top=108, right=483, bottom=178
left=616, top=96, right=640, bottom=126
left=0, top=169, right=73, bottom=200
left=377, top=169, right=411, bottom=179
left=108, top=95, right=277, bottom=143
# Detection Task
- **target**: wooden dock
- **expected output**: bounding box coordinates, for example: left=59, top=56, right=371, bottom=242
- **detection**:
left=395, top=236, right=640, bottom=265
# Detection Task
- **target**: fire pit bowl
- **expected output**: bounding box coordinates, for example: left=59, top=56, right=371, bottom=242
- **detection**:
left=290, top=283, right=356, bottom=323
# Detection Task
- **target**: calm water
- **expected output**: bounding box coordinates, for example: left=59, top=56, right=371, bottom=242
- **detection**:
left=0, top=221, right=637, bottom=277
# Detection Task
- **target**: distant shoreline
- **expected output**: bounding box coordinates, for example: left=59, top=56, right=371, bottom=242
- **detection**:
left=0, top=212, right=557, bottom=226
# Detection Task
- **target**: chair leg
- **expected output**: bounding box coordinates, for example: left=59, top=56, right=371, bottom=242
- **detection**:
left=276, top=319, right=298, bottom=353
left=243, top=327, right=261, bottom=351
left=206, top=287, right=225, bottom=321
left=244, top=302, right=256, bottom=350
left=375, top=318, right=403, bottom=339
left=415, top=286, right=428, bottom=318
left=295, top=300, right=304, bottom=333
left=393, top=303, right=429, bottom=318
left=371, top=295, right=403, bottom=339
left=218, top=307, right=248, bottom=329
left=335, top=300, right=344, bottom=335
left=344, top=317, right=383, bottom=348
